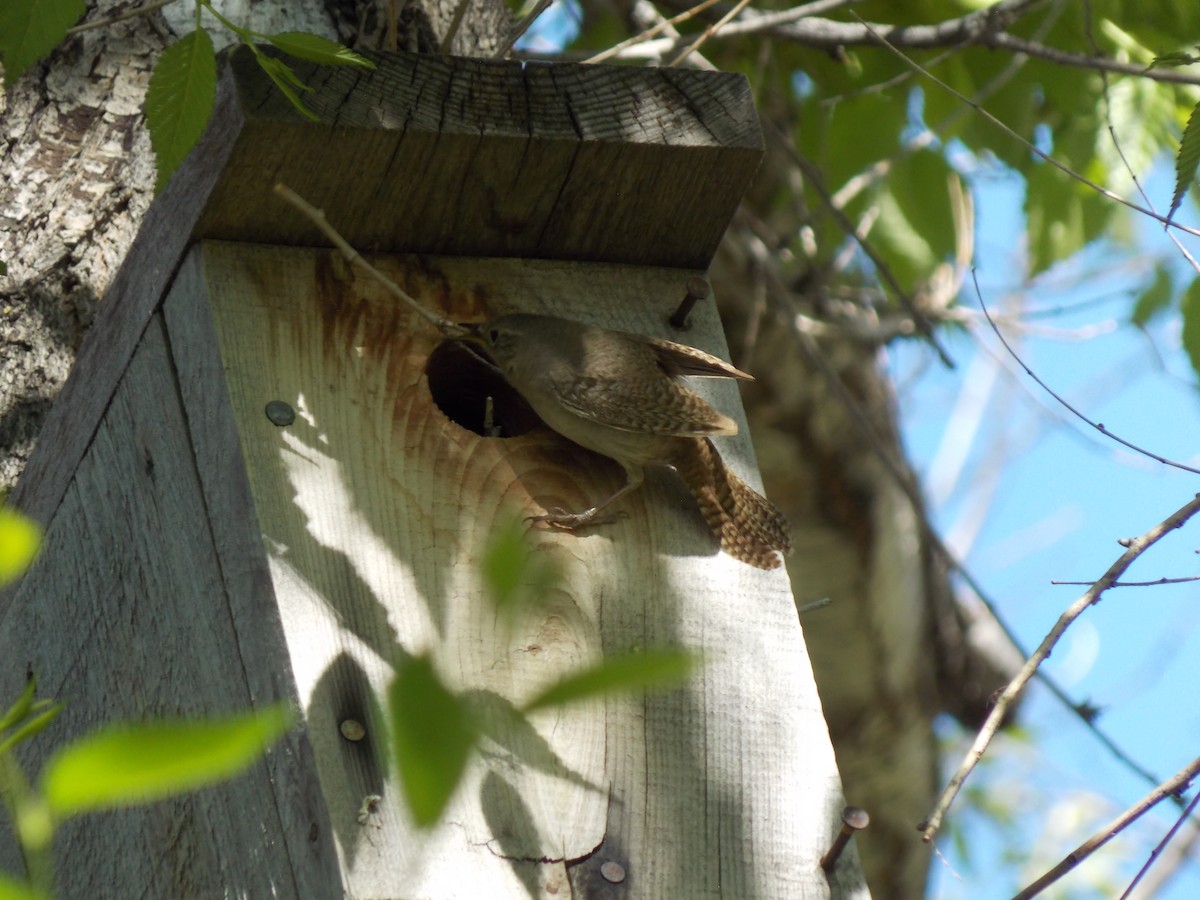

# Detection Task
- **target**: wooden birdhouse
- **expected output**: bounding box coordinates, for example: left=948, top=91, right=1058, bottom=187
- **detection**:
left=0, top=48, right=866, bottom=898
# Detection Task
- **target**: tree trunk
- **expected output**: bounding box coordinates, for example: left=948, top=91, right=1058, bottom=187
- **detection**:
left=0, top=2, right=164, bottom=490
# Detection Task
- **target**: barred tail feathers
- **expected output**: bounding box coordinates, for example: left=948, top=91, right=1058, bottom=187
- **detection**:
left=673, top=437, right=791, bottom=570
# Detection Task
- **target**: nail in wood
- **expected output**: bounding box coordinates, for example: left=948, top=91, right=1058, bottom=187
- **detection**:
left=820, top=806, right=869, bottom=872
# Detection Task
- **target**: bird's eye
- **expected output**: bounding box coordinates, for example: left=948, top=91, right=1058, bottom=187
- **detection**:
left=488, top=328, right=501, bottom=344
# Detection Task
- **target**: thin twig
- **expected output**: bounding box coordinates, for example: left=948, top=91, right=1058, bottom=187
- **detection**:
left=1012, top=755, right=1200, bottom=899
left=495, top=0, right=554, bottom=58
left=440, top=0, right=473, bottom=53
left=921, top=494, right=1200, bottom=842
left=706, top=0, right=856, bottom=38
left=584, top=0, right=723, bottom=64
left=1051, top=576, right=1200, bottom=587
left=273, top=183, right=465, bottom=337
left=66, top=0, right=178, bottom=35
left=667, top=0, right=754, bottom=67
left=977, top=275, right=1200, bottom=476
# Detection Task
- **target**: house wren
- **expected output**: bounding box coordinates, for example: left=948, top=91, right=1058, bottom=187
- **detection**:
left=464, top=314, right=792, bottom=569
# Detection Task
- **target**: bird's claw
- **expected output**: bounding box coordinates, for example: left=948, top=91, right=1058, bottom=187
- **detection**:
left=526, top=507, right=628, bottom=530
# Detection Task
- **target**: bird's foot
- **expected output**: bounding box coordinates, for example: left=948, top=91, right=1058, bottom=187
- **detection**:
left=527, top=506, right=628, bottom=530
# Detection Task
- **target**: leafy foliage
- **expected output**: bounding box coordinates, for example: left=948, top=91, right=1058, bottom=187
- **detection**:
left=1131, top=265, right=1174, bottom=327
left=42, top=705, right=293, bottom=815
left=523, top=649, right=699, bottom=711
left=1179, top=276, right=1200, bottom=382
left=0, top=507, right=41, bottom=587
left=145, top=29, right=217, bottom=192
left=387, top=655, right=477, bottom=827
left=0, top=680, right=62, bottom=758
left=386, top=523, right=699, bottom=827
left=1171, top=99, right=1200, bottom=218
left=0, top=0, right=84, bottom=88
left=264, top=32, right=374, bottom=66
left=480, top=515, right=562, bottom=623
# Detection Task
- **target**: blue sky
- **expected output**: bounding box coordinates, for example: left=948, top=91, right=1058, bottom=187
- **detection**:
left=894, top=163, right=1200, bottom=897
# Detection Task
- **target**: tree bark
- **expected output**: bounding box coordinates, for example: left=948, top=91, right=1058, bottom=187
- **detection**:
left=1, top=2, right=164, bottom=490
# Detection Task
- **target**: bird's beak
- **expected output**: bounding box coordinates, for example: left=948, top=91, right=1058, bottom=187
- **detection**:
left=459, top=322, right=485, bottom=344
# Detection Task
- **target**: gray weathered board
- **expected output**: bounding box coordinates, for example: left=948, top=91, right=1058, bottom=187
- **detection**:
left=0, top=43, right=866, bottom=900
left=181, top=239, right=844, bottom=897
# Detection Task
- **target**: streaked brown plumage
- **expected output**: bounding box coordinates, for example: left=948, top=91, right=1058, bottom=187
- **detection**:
left=467, top=313, right=791, bottom=569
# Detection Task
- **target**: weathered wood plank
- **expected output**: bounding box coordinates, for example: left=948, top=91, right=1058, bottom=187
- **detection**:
left=192, top=47, right=763, bottom=268
left=197, top=240, right=839, bottom=897
left=0, top=312, right=335, bottom=896
left=161, top=248, right=344, bottom=896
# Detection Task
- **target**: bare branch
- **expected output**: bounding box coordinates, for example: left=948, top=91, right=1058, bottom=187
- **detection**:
left=66, top=0, right=178, bottom=35
left=667, top=0, right=753, bottom=66
left=273, top=183, right=465, bottom=337
left=1013, top=756, right=1200, bottom=899
left=921, top=494, right=1200, bottom=842
left=667, top=0, right=1047, bottom=48
left=712, top=0, right=862, bottom=38
left=584, top=0, right=723, bottom=64
left=495, top=0, right=555, bottom=58
left=440, top=0, right=473, bottom=53
left=1051, top=576, right=1200, bottom=587
left=977, top=278, right=1200, bottom=476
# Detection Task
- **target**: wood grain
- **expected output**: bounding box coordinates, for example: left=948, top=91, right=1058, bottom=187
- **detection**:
left=197, top=240, right=842, bottom=898
left=0, top=311, right=340, bottom=896
left=193, top=46, right=763, bottom=268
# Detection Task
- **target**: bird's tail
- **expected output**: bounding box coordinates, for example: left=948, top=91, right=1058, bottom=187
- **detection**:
left=673, top=438, right=792, bottom=570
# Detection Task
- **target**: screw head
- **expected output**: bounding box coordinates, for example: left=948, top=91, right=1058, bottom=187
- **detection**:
left=265, top=400, right=295, bottom=426
left=599, top=860, right=626, bottom=883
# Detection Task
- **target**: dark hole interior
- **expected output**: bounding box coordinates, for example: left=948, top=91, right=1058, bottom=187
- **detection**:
left=425, top=339, right=541, bottom=437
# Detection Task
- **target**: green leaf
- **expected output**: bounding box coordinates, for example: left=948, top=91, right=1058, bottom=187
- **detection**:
left=868, top=149, right=960, bottom=294
left=0, top=872, right=43, bottom=900
left=0, top=703, right=63, bottom=756
left=1025, top=162, right=1086, bottom=276
left=387, top=655, right=476, bottom=827
left=0, top=679, right=38, bottom=733
left=1180, top=277, right=1200, bottom=384
left=0, top=0, right=85, bottom=89
left=1147, top=50, right=1200, bottom=70
left=1131, top=266, right=1173, bottom=327
left=0, top=507, right=41, bottom=587
left=523, top=649, right=699, bottom=712
left=145, top=29, right=218, bottom=192
left=42, top=704, right=292, bottom=816
left=481, top=516, right=562, bottom=622
left=266, top=32, right=375, bottom=68
left=1171, top=100, right=1200, bottom=219
left=249, top=49, right=319, bottom=121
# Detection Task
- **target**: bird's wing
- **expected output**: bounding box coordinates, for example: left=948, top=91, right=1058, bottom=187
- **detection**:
left=551, top=373, right=738, bottom=436
left=647, top=337, right=753, bottom=380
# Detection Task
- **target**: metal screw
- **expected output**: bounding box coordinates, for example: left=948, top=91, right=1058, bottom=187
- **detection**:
left=265, top=400, right=295, bottom=426
left=339, top=719, right=366, bottom=742
left=669, top=276, right=711, bottom=330
left=599, top=860, right=626, bottom=883
left=820, top=805, right=869, bottom=872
